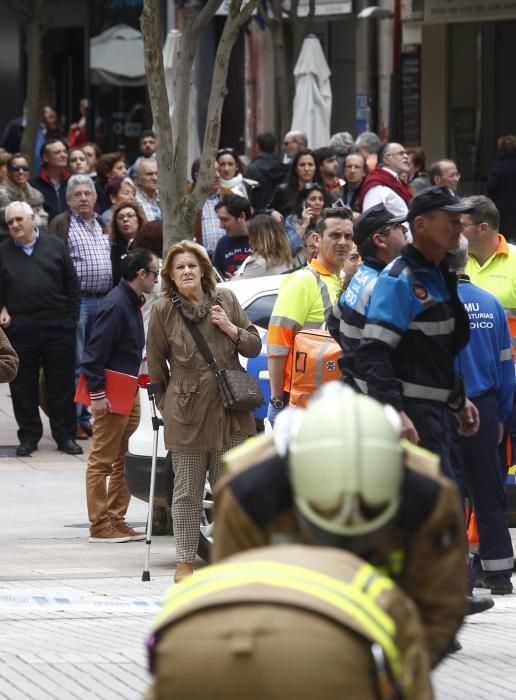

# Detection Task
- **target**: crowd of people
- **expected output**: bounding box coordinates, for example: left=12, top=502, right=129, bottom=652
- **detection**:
left=1, top=109, right=515, bottom=695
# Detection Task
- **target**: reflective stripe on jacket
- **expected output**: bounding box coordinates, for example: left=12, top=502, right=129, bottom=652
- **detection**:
left=267, top=258, right=341, bottom=392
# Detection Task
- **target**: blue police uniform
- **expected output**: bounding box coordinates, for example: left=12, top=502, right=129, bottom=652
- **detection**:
left=451, top=277, right=514, bottom=584
left=327, top=256, right=384, bottom=391
left=355, top=244, right=470, bottom=479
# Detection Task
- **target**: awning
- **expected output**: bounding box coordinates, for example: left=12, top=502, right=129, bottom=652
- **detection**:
left=90, top=24, right=146, bottom=87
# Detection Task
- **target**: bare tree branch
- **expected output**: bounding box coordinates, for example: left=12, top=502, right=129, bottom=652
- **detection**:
left=191, top=0, right=222, bottom=36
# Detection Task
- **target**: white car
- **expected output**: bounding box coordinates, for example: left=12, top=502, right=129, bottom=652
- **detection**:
left=124, top=275, right=282, bottom=560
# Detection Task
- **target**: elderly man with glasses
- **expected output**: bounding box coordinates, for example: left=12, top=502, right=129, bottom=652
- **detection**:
left=0, top=201, right=82, bottom=456
left=359, top=142, right=413, bottom=220
left=50, top=174, right=113, bottom=439
left=267, top=206, right=354, bottom=425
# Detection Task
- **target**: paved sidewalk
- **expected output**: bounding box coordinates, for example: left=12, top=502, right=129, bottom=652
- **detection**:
left=1, top=383, right=516, bottom=698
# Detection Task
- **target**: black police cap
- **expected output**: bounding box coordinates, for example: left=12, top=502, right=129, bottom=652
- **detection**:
left=353, top=203, right=406, bottom=245
left=408, top=185, right=474, bottom=222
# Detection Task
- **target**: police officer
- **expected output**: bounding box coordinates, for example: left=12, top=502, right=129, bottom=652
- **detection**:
left=448, top=236, right=514, bottom=595
left=146, top=385, right=433, bottom=700
left=328, top=203, right=407, bottom=390
left=354, top=186, right=480, bottom=479
left=214, top=385, right=472, bottom=667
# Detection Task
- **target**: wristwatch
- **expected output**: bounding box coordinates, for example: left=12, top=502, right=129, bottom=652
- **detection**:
left=270, top=397, right=285, bottom=409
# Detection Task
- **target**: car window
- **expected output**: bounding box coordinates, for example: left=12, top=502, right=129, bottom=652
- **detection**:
left=243, top=294, right=278, bottom=328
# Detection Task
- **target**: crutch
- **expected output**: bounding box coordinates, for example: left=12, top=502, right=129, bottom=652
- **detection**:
left=142, top=382, right=164, bottom=582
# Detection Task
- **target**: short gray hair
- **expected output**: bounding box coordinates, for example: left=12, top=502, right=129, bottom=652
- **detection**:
left=133, top=156, right=157, bottom=178
left=355, top=131, right=381, bottom=155
left=447, top=234, right=469, bottom=272
left=66, top=174, right=96, bottom=201
left=5, top=201, right=34, bottom=221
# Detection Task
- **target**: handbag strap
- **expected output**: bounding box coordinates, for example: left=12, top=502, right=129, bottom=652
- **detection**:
left=171, top=294, right=222, bottom=377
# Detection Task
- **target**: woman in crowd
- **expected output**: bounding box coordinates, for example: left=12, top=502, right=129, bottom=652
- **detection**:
left=131, top=220, right=163, bottom=334
left=284, top=182, right=329, bottom=263
left=101, top=176, right=137, bottom=228
left=95, top=151, right=128, bottom=213
left=146, top=240, right=261, bottom=582
left=408, top=147, right=430, bottom=194
left=0, top=153, right=47, bottom=238
left=67, top=148, right=89, bottom=175
left=0, top=149, right=11, bottom=185
left=234, top=214, right=293, bottom=279
left=268, top=148, right=323, bottom=219
left=110, top=202, right=146, bottom=285
left=83, top=142, right=101, bottom=179
left=201, top=147, right=258, bottom=255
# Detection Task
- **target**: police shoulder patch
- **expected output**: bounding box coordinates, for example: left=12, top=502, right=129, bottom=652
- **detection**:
left=413, top=283, right=428, bottom=300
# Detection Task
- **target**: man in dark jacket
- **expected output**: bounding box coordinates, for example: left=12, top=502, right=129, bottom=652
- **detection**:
left=29, top=139, right=69, bottom=223
left=245, top=133, right=287, bottom=212
left=82, top=248, right=159, bottom=543
left=0, top=201, right=82, bottom=456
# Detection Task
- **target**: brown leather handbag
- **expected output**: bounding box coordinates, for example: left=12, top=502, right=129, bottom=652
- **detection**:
left=172, top=295, right=265, bottom=412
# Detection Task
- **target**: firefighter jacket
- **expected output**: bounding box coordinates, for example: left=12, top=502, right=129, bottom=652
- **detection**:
left=147, top=545, right=432, bottom=700
left=355, top=244, right=470, bottom=412
left=213, top=434, right=466, bottom=669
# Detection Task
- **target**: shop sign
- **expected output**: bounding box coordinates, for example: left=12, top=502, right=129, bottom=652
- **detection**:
left=216, top=0, right=352, bottom=16
left=425, top=0, right=516, bottom=23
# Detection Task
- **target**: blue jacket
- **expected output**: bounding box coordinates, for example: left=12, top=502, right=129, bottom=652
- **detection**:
left=81, top=279, right=145, bottom=397
left=455, top=278, right=514, bottom=421
left=327, top=256, right=384, bottom=389
left=355, top=245, right=470, bottom=411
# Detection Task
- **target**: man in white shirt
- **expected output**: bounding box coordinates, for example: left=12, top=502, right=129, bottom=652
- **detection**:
left=134, top=157, right=161, bottom=221
left=359, top=143, right=413, bottom=220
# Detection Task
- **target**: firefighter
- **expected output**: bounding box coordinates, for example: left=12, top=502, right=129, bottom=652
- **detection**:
left=146, top=385, right=433, bottom=700
left=213, top=382, right=494, bottom=668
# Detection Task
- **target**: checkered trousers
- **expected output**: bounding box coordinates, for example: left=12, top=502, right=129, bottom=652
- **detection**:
left=171, top=432, right=246, bottom=563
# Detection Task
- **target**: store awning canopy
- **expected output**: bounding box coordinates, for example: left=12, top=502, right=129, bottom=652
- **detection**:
left=90, top=24, right=146, bottom=87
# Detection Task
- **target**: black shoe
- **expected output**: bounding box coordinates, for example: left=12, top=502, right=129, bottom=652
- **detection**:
left=57, top=439, right=83, bottom=456
left=476, top=574, right=513, bottom=595
left=16, top=442, right=38, bottom=457
left=448, top=638, right=462, bottom=654
left=466, top=594, right=495, bottom=615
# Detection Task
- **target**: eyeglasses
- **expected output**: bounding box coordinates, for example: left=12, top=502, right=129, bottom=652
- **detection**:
left=379, top=223, right=403, bottom=235
left=145, top=269, right=159, bottom=280
left=117, top=212, right=137, bottom=221
left=10, top=165, right=30, bottom=173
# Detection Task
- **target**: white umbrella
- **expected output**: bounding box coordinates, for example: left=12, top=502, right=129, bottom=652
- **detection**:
left=90, top=24, right=146, bottom=87
left=163, top=29, right=201, bottom=171
left=291, top=35, right=332, bottom=149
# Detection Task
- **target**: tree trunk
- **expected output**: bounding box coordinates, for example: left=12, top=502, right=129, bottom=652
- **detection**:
left=141, top=0, right=260, bottom=253
left=20, top=0, right=43, bottom=172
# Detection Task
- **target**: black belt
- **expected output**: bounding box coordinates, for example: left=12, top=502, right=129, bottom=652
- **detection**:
left=81, top=291, right=106, bottom=298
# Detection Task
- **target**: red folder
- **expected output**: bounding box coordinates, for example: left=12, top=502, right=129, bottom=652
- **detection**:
left=75, top=370, right=138, bottom=416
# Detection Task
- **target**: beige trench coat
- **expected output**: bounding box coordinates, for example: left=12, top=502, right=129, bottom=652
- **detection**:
left=146, top=286, right=261, bottom=452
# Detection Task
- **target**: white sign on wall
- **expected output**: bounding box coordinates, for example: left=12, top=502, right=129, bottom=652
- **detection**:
left=216, top=1, right=352, bottom=17
left=425, top=0, right=516, bottom=23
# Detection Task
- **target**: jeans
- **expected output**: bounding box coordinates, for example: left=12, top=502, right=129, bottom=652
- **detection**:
left=76, top=296, right=104, bottom=427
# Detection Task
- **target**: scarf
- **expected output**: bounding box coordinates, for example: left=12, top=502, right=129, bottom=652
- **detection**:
left=220, top=173, right=247, bottom=198
left=358, top=166, right=413, bottom=209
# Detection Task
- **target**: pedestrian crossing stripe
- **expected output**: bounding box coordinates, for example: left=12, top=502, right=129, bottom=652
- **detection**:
left=0, top=593, right=162, bottom=612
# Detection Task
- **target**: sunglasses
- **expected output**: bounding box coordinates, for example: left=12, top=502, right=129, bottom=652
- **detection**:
left=216, top=148, right=237, bottom=158
left=10, top=165, right=30, bottom=173
left=145, top=269, right=159, bottom=280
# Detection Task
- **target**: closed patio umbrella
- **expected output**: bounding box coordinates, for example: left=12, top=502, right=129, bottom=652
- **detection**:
left=291, top=35, right=332, bottom=149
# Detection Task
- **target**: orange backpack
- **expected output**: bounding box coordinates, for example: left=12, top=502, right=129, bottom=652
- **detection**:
left=288, top=329, right=341, bottom=408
